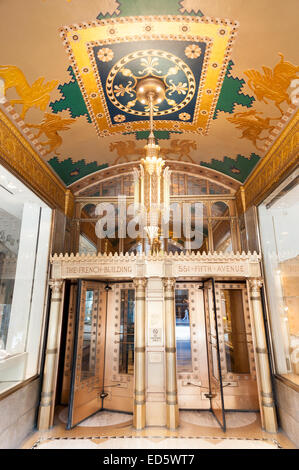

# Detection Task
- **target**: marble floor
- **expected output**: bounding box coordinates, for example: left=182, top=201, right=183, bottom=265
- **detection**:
left=22, top=407, right=296, bottom=450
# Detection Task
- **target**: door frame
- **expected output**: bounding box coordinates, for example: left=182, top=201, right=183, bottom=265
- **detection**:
left=67, top=279, right=110, bottom=429
left=202, top=277, right=226, bottom=431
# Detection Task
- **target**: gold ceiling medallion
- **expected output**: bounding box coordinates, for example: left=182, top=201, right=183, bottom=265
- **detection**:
left=0, top=65, right=58, bottom=120
left=59, top=15, right=239, bottom=137
left=106, top=50, right=195, bottom=117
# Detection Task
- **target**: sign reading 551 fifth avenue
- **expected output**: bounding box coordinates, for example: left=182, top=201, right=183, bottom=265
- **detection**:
left=50, top=252, right=261, bottom=280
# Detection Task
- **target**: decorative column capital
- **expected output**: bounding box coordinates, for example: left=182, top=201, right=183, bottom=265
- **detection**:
left=249, top=278, right=263, bottom=294
left=133, top=278, right=147, bottom=290
left=163, top=277, right=176, bottom=290
left=49, top=279, right=64, bottom=294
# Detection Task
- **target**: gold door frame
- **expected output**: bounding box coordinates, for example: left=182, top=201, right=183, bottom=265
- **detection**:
left=203, top=278, right=226, bottom=431
left=67, top=280, right=107, bottom=429
left=61, top=281, right=77, bottom=405
left=214, top=282, right=259, bottom=410
left=175, top=282, right=210, bottom=410
left=103, top=282, right=135, bottom=413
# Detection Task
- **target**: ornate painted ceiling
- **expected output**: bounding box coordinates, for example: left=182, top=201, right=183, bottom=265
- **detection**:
left=0, top=0, right=298, bottom=188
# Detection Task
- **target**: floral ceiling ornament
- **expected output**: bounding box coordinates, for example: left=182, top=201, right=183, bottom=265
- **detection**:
left=113, top=114, right=126, bottom=123
left=97, top=48, right=114, bottom=62
left=60, top=16, right=238, bottom=136
left=179, top=112, right=191, bottom=121
left=105, top=49, right=196, bottom=118
left=185, top=44, right=202, bottom=59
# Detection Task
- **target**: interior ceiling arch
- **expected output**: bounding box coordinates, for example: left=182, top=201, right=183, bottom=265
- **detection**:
left=71, top=160, right=240, bottom=196
left=0, top=0, right=298, bottom=189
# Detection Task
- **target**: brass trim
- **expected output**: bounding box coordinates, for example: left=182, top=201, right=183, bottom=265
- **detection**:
left=136, top=297, right=146, bottom=301
left=164, top=297, right=174, bottom=301
left=134, top=390, right=146, bottom=396
left=262, top=401, right=275, bottom=408
left=0, top=108, right=73, bottom=215
left=250, top=296, right=261, bottom=301
left=51, top=298, right=62, bottom=303
left=41, top=391, right=53, bottom=398
left=134, top=400, right=146, bottom=405
left=256, top=347, right=267, bottom=354
left=274, top=374, right=299, bottom=393
left=39, top=401, right=52, bottom=407
left=166, top=391, right=178, bottom=396
left=236, top=110, right=299, bottom=212
left=135, top=347, right=145, bottom=353
left=261, top=392, right=273, bottom=398
left=166, top=400, right=178, bottom=405
left=165, top=347, right=176, bottom=353
left=46, top=348, right=58, bottom=355
left=0, top=374, right=40, bottom=401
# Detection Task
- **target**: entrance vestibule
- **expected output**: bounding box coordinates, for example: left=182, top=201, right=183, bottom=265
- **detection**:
left=37, top=252, right=277, bottom=434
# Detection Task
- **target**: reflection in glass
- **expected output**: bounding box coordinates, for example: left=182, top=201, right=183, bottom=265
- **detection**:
left=175, top=289, right=192, bottom=372
left=259, top=173, right=299, bottom=386
left=207, top=287, right=219, bottom=380
left=212, top=218, right=232, bottom=253
left=119, top=289, right=135, bottom=375
left=81, top=289, right=95, bottom=374
left=221, top=289, right=250, bottom=374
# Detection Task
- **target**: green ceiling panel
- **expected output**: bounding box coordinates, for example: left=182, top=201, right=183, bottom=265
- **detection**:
left=200, top=153, right=260, bottom=183
left=213, top=60, right=255, bottom=119
left=50, top=66, right=92, bottom=123
left=48, top=157, right=108, bottom=186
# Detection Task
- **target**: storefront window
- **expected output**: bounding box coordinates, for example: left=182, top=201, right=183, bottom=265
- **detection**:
left=259, top=170, right=299, bottom=386
left=0, top=164, right=52, bottom=394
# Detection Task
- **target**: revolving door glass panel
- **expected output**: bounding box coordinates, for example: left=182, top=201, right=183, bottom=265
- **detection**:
left=175, top=289, right=192, bottom=372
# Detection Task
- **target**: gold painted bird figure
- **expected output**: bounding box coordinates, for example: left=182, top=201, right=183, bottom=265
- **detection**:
left=27, top=113, right=75, bottom=155
left=244, top=53, right=299, bottom=115
left=0, top=65, right=58, bottom=119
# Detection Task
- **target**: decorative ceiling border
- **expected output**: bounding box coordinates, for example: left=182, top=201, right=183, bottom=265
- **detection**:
left=236, top=110, right=299, bottom=213
left=0, top=99, right=47, bottom=156
left=0, top=108, right=74, bottom=217
left=259, top=103, right=297, bottom=152
left=59, top=15, right=239, bottom=137
left=70, top=159, right=240, bottom=195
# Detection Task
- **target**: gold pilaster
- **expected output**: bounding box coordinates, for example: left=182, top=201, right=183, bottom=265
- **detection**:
left=38, top=279, right=64, bottom=430
left=133, top=278, right=147, bottom=429
left=248, top=279, right=278, bottom=433
left=163, top=278, right=179, bottom=429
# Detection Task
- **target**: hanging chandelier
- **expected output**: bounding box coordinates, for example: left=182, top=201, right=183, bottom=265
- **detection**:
left=133, top=76, right=171, bottom=253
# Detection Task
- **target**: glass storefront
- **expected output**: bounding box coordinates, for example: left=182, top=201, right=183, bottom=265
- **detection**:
left=0, top=164, right=52, bottom=394
left=259, top=168, right=299, bottom=386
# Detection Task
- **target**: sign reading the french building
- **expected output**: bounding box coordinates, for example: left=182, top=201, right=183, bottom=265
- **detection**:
left=51, top=255, right=137, bottom=279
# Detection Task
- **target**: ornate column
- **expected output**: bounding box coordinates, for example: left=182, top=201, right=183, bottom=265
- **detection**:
left=163, top=278, right=179, bottom=429
left=133, top=278, right=147, bottom=429
left=38, top=279, right=64, bottom=430
left=248, top=279, right=278, bottom=433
